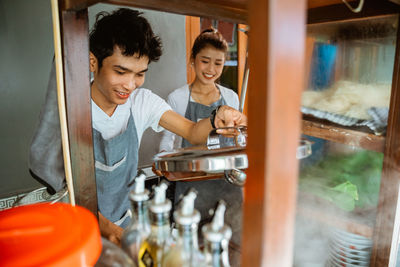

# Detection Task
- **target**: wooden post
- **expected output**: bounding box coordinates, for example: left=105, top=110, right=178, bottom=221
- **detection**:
left=60, top=6, right=98, bottom=216
left=185, top=16, right=200, bottom=84
left=241, top=0, right=307, bottom=265
left=370, top=15, right=400, bottom=266
left=237, top=24, right=248, bottom=115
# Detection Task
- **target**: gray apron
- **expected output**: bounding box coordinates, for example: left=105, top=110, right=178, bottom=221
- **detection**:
left=93, top=111, right=138, bottom=229
left=176, top=85, right=242, bottom=245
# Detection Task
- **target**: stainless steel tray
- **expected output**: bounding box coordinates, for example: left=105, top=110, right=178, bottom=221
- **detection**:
left=153, top=146, right=248, bottom=174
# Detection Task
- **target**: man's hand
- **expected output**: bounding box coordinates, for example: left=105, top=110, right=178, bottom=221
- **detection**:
left=214, top=106, right=247, bottom=135
left=159, top=107, right=247, bottom=146
left=152, top=162, right=163, bottom=177
left=98, top=212, right=124, bottom=246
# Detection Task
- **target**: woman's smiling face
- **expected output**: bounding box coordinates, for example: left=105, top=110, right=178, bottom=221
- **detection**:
left=193, top=45, right=225, bottom=86
left=90, top=46, right=149, bottom=115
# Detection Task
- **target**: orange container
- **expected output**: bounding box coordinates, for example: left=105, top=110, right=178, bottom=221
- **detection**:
left=0, top=202, right=102, bottom=267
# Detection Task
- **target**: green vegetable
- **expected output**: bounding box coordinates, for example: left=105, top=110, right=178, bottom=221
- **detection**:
left=299, top=150, right=383, bottom=211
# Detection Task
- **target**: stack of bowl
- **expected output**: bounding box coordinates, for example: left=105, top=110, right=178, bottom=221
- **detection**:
left=327, top=228, right=372, bottom=266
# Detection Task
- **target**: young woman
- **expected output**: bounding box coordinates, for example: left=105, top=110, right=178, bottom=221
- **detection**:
left=159, top=28, right=242, bottom=247
left=160, top=28, right=239, bottom=150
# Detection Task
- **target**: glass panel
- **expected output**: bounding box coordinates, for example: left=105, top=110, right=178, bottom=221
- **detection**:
left=302, top=15, right=398, bottom=135
left=295, top=14, right=399, bottom=267
left=295, top=139, right=383, bottom=266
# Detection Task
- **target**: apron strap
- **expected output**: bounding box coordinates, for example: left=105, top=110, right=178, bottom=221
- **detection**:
left=114, top=209, right=132, bottom=226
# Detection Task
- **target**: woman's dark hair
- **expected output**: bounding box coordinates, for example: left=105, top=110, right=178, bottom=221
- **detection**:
left=89, top=8, right=162, bottom=69
left=191, top=28, right=228, bottom=60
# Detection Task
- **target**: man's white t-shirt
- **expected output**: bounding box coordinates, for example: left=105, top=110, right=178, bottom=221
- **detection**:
left=91, top=88, right=171, bottom=143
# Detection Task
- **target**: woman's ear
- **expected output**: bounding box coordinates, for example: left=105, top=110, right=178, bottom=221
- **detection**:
left=89, top=52, right=97, bottom=73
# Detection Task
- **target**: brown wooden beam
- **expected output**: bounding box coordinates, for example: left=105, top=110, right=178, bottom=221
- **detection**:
left=61, top=0, right=100, bottom=11
left=370, top=15, right=400, bottom=267
left=60, top=8, right=98, bottom=216
left=103, top=0, right=247, bottom=24
left=241, top=0, right=306, bottom=265
left=302, top=117, right=386, bottom=153
left=308, top=0, right=400, bottom=25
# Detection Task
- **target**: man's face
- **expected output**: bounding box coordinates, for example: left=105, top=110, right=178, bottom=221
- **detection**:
left=90, top=46, right=149, bottom=115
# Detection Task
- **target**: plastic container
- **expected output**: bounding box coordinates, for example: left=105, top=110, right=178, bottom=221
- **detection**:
left=0, top=202, right=135, bottom=267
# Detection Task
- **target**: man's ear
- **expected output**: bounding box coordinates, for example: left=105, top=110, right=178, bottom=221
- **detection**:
left=89, top=52, right=98, bottom=72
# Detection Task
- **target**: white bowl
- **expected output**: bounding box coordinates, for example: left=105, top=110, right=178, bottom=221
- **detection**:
left=330, top=250, right=369, bottom=267
left=329, top=242, right=371, bottom=261
left=329, top=246, right=370, bottom=264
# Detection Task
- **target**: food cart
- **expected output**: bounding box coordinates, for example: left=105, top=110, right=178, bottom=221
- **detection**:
left=54, top=0, right=400, bottom=266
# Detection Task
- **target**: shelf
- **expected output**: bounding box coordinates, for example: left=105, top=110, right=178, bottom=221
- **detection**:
left=297, top=192, right=375, bottom=238
left=307, top=0, right=400, bottom=24
left=61, top=0, right=399, bottom=26
left=62, top=0, right=247, bottom=23
left=302, top=115, right=386, bottom=153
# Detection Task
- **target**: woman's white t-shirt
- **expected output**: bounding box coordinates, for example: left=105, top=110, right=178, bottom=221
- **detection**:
left=159, top=84, right=239, bottom=151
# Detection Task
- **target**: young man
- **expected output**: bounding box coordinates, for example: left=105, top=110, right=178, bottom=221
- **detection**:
left=30, top=8, right=246, bottom=244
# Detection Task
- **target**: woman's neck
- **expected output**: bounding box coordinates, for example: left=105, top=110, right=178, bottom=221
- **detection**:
left=190, top=80, right=220, bottom=105
left=190, top=80, right=216, bottom=95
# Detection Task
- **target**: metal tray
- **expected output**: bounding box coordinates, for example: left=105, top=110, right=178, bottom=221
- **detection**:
left=153, top=146, right=248, bottom=174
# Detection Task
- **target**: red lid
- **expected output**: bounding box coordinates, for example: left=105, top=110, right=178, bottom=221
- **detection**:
left=0, top=203, right=102, bottom=267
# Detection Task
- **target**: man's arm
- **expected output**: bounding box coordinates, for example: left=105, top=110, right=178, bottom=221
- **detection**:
left=98, top=212, right=124, bottom=246
left=159, top=105, right=247, bottom=145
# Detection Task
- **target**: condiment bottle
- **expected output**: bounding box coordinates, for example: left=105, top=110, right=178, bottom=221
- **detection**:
left=162, top=189, right=205, bottom=267
left=138, top=181, right=173, bottom=267
left=202, top=200, right=232, bottom=267
left=121, top=172, right=151, bottom=264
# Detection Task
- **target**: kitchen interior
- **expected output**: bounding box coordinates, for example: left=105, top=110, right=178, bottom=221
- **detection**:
left=2, top=0, right=400, bottom=266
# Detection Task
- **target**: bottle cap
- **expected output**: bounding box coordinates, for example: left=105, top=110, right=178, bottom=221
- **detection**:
left=202, top=200, right=232, bottom=243
left=129, top=172, right=149, bottom=202
left=174, top=189, right=201, bottom=225
left=149, top=181, right=171, bottom=213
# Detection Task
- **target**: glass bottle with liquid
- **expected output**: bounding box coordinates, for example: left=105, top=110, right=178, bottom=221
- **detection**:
left=162, top=189, right=205, bottom=267
left=138, top=181, right=173, bottom=267
left=202, top=200, right=232, bottom=267
left=121, top=172, right=151, bottom=264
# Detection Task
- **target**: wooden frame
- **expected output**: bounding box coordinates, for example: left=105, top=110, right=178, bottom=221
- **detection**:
left=185, top=16, right=200, bottom=84
left=60, top=8, right=97, bottom=215
left=241, top=0, right=306, bottom=265
left=57, top=0, right=400, bottom=266
left=237, top=23, right=248, bottom=114
left=370, top=15, right=400, bottom=265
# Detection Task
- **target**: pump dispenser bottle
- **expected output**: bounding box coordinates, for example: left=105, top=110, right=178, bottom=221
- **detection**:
left=121, top=172, right=151, bottom=264
left=202, top=200, right=232, bottom=267
left=138, top=181, right=172, bottom=267
left=162, top=189, right=205, bottom=267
